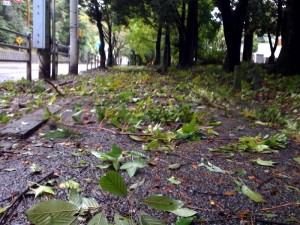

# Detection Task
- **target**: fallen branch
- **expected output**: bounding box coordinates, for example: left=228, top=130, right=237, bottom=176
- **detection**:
left=261, top=202, right=300, bottom=211
left=58, top=80, right=73, bottom=86
left=0, top=171, right=54, bottom=224
left=44, top=79, right=64, bottom=96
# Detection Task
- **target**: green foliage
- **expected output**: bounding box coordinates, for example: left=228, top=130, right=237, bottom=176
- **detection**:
left=42, top=128, right=80, bottom=140
left=142, top=195, right=179, bottom=211
left=0, top=112, right=9, bottom=124
left=25, top=200, right=79, bottom=225
left=99, top=171, right=128, bottom=197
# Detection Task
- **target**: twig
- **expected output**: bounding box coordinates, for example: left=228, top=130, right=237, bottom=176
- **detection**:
left=261, top=202, right=300, bottom=211
left=0, top=171, right=54, bottom=225
left=58, top=80, right=73, bottom=86
left=186, top=205, right=219, bottom=212
left=257, top=177, right=274, bottom=189
left=44, top=79, right=64, bottom=96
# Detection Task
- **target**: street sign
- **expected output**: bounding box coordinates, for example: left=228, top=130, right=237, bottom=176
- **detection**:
left=15, top=0, right=23, bottom=2
left=16, top=37, right=23, bottom=45
left=3, top=0, right=11, bottom=6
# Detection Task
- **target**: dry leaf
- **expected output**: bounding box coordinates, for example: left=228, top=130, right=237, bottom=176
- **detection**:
left=224, top=190, right=235, bottom=196
left=192, top=164, right=198, bottom=169
left=248, top=175, right=256, bottom=180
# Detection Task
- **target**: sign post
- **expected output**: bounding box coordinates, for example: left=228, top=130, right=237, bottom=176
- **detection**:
left=16, top=36, right=23, bottom=45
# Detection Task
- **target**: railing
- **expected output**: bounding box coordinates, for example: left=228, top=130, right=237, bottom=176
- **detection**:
left=0, top=28, right=32, bottom=80
left=87, top=52, right=100, bottom=70
left=51, top=42, right=70, bottom=79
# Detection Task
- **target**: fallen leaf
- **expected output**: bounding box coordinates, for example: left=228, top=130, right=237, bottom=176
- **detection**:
left=224, top=190, right=235, bottom=196
left=237, top=209, right=250, bottom=219
left=241, top=185, right=265, bottom=203
left=248, top=175, right=256, bottom=180
left=167, top=176, right=181, bottom=185
left=29, top=184, right=55, bottom=198
left=169, top=163, right=182, bottom=170
left=252, top=158, right=278, bottom=167
left=293, top=157, right=300, bottom=164
left=192, top=164, right=198, bottom=169
left=2, top=168, right=16, bottom=172
left=149, top=159, right=159, bottom=166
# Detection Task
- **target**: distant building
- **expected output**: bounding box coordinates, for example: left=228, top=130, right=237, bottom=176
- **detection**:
left=241, top=37, right=282, bottom=63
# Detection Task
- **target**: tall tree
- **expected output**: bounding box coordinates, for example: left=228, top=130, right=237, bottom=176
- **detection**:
left=81, top=0, right=107, bottom=68
left=275, top=0, right=300, bottom=75
left=216, top=0, right=248, bottom=72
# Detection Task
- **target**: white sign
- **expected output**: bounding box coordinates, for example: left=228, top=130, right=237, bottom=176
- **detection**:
left=3, top=0, right=11, bottom=6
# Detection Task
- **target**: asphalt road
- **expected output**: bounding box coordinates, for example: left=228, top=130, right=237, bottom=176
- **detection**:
left=0, top=63, right=88, bottom=82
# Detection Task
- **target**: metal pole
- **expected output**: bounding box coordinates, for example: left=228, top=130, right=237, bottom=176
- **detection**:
left=38, top=0, right=51, bottom=80
left=69, top=0, right=78, bottom=74
left=51, top=0, right=57, bottom=79
left=27, top=33, right=32, bottom=81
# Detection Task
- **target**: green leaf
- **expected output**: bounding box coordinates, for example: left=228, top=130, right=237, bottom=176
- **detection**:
left=60, top=180, right=80, bottom=190
left=29, top=184, right=55, bottom=198
left=139, top=212, right=166, bottom=225
left=91, top=151, right=108, bottom=161
left=285, top=185, right=300, bottom=192
left=99, top=171, right=128, bottom=197
left=198, top=159, right=226, bottom=173
left=0, top=205, right=10, bottom=215
left=114, top=213, right=136, bottom=225
left=25, top=200, right=79, bottom=225
left=167, top=176, right=181, bottom=185
left=241, top=185, right=265, bottom=203
left=207, top=129, right=219, bottom=136
left=252, top=158, right=278, bottom=167
left=68, top=189, right=82, bottom=209
left=87, top=212, right=109, bottom=225
left=107, top=145, right=123, bottom=158
left=253, top=144, right=270, bottom=152
left=129, top=135, right=144, bottom=142
left=127, top=151, right=147, bottom=158
left=293, top=157, right=300, bottom=164
left=175, top=217, right=194, bottom=225
left=143, top=195, right=179, bottom=211
left=81, top=197, right=99, bottom=211
left=71, top=110, right=83, bottom=124
left=170, top=208, right=197, bottom=217
left=120, top=160, right=147, bottom=177
left=29, top=163, right=43, bottom=173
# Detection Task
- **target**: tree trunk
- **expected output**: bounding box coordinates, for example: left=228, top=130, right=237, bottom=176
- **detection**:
left=154, top=22, right=162, bottom=65
left=217, top=0, right=248, bottom=72
left=184, top=0, right=198, bottom=67
left=92, top=0, right=106, bottom=68
left=107, top=22, right=114, bottom=67
left=242, top=19, right=253, bottom=62
left=268, top=0, right=283, bottom=64
left=276, top=0, right=300, bottom=75
left=97, top=21, right=106, bottom=68
left=163, top=23, right=171, bottom=72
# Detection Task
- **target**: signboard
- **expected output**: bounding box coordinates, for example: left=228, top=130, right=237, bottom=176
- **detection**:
left=3, top=0, right=11, bottom=6
left=16, top=37, right=23, bottom=45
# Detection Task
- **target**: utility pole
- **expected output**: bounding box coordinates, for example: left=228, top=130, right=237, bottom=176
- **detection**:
left=69, top=0, right=79, bottom=75
left=51, top=0, right=57, bottom=79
